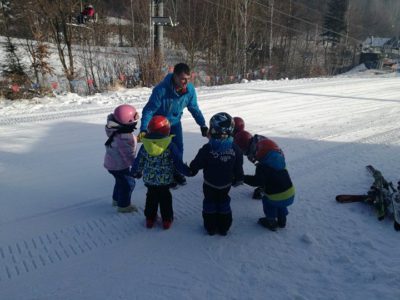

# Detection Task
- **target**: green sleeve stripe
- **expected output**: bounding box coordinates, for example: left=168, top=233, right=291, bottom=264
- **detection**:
left=266, top=186, right=295, bottom=201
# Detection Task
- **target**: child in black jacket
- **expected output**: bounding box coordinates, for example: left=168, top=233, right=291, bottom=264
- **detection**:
left=190, top=112, right=244, bottom=236
left=243, top=138, right=295, bottom=231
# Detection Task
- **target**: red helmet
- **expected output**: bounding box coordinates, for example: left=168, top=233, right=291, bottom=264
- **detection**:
left=114, top=104, right=139, bottom=125
left=147, top=115, right=171, bottom=137
left=255, top=138, right=281, bottom=161
left=234, top=130, right=253, bottom=153
left=233, top=117, right=245, bottom=133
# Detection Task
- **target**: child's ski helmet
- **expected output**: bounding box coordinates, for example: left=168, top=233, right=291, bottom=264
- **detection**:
left=233, top=117, right=245, bottom=133
left=209, top=112, right=235, bottom=138
left=147, top=115, right=171, bottom=137
left=234, top=130, right=253, bottom=153
left=255, top=138, right=281, bottom=161
left=113, top=104, right=139, bottom=125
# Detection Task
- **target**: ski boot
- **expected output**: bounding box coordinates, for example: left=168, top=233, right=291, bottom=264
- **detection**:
left=258, top=217, right=277, bottom=231
left=277, top=215, right=287, bottom=228
left=394, top=221, right=400, bottom=232
left=162, top=219, right=173, bottom=230
left=117, top=204, right=138, bottom=213
left=252, top=187, right=263, bottom=200
left=146, top=218, right=155, bottom=228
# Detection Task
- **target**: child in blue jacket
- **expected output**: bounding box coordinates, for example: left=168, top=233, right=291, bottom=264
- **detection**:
left=190, top=112, right=244, bottom=236
left=131, top=115, right=191, bottom=230
left=243, top=138, right=295, bottom=231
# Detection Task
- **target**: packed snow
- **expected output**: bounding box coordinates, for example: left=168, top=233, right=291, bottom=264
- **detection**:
left=1, top=71, right=400, bottom=300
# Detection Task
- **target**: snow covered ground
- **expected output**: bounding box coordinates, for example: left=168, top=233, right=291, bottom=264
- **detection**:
left=1, top=72, right=400, bottom=300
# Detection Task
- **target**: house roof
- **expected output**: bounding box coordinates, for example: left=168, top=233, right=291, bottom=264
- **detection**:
left=384, top=37, right=400, bottom=48
left=362, top=37, right=391, bottom=47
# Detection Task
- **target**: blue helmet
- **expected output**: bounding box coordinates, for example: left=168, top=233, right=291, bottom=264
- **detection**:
left=209, top=112, right=234, bottom=138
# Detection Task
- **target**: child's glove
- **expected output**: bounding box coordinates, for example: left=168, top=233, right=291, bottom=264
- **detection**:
left=131, top=172, right=142, bottom=179
left=189, top=165, right=198, bottom=177
left=137, top=131, right=147, bottom=142
left=129, top=166, right=142, bottom=178
left=200, top=126, right=208, bottom=137
left=184, top=163, right=195, bottom=177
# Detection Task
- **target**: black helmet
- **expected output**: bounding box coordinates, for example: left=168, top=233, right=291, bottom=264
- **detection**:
left=209, top=112, right=234, bottom=138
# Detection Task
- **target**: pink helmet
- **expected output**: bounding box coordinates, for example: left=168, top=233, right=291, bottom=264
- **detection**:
left=113, top=104, right=139, bottom=125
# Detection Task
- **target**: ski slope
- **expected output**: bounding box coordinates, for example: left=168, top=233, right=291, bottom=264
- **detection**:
left=1, top=73, right=400, bottom=300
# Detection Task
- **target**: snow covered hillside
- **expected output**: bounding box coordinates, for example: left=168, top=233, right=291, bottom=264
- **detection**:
left=1, top=73, right=400, bottom=300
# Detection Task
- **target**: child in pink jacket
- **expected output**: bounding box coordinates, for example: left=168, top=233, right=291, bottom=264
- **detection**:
left=104, top=104, right=139, bottom=212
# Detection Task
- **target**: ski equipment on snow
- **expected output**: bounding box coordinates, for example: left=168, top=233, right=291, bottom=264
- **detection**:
left=336, top=165, right=400, bottom=231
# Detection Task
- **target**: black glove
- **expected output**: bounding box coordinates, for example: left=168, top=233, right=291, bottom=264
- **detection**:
left=130, top=167, right=142, bottom=178
left=200, top=126, right=209, bottom=137
left=132, top=172, right=142, bottom=179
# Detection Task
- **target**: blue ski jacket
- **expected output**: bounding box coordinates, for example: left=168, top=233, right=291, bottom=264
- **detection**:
left=190, top=138, right=244, bottom=189
left=140, top=74, right=206, bottom=131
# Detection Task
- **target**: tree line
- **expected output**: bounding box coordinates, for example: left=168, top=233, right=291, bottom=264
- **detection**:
left=0, top=0, right=398, bottom=98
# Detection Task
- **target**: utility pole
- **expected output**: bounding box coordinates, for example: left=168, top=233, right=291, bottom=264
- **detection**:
left=269, top=0, right=274, bottom=77
left=243, top=0, right=248, bottom=75
left=149, top=0, right=154, bottom=51
left=130, top=0, right=135, bottom=46
left=154, top=0, right=164, bottom=61
left=310, top=24, right=319, bottom=76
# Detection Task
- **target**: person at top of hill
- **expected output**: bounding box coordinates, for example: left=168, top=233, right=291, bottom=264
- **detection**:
left=77, top=4, right=95, bottom=24
left=137, top=63, right=208, bottom=188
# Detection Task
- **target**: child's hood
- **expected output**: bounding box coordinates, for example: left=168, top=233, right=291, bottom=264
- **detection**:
left=259, top=151, right=286, bottom=170
left=142, top=135, right=174, bottom=156
left=105, top=114, right=120, bottom=136
left=105, top=114, right=137, bottom=137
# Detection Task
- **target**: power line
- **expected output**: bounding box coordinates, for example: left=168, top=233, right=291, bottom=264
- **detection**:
left=288, top=0, right=370, bottom=33
left=202, top=0, right=305, bottom=36
left=253, top=0, right=362, bottom=43
left=202, top=0, right=361, bottom=45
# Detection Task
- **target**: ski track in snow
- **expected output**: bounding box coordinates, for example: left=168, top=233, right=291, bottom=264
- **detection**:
left=1, top=76, right=397, bottom=126
left=1, top=77, right=399, bottom=283
left=0, top=189, right=203, bottom=282
left=1, top=75, right=400, bottom=299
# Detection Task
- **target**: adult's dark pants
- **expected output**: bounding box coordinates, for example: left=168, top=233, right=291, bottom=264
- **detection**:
left=171, top=122, right=186, bottom=182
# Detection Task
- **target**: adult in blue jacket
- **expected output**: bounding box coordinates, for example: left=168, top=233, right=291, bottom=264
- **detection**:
left=138, top=63, right=208, bottom=185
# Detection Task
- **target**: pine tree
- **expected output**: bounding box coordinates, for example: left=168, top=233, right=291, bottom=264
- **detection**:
left=322, top=0, right=349, bottom=46
left=1, top=1, right=28, bottom=85
left=2, top=36, right=26, bottom=78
